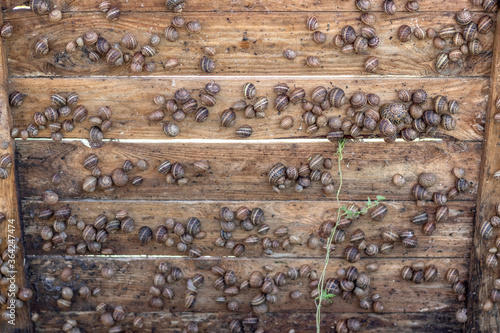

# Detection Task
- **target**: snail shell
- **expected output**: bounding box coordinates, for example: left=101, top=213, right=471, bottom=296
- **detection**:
left=439, top=25, right=456, bottom=39
left=383, top=0, right=397, bottom=14
left=469, top=39, right=483, bottom=56
left=35, top=37, right=49, bottom=55
left=312, top=31, right=326, bottom=44
left=401, top=266, right=413, bottom=281
left=478, top=15, right=494, bottom=34
left=464, top=22, right=478, bottom=42
left=398, top=25, right=412, bottom=42
left=361, top=12, right=376, bottom=25
left=106, top=48, right=123, bottom=66
left=435, top=53, right=449, bottom=71
left=364, top=56, right=379, bottom=72
left=480, top=221, right=493, bottom=240
left=402, top=236, right=418, bottom=248
left=106, top=7, right=121, bottom=20
left=344, top=246, right=360, bottom=263
left=275, top=94, right=290, bottom=112
left=200, top=57, right=215, bottom=73
left=380, top=103, right=408, bottom=124
left=412, top=270, right=424, bottom=284
left=220, top=109, right=236, bottom=127
left=370, top=204, right=388, bottom=221
left=306, top=56, right=320, bottom=68
left=341, top=25, right=356, bottom=44
left=165, top=26, right=179, bottom=42
left=307, top=16, right=319, bottom=31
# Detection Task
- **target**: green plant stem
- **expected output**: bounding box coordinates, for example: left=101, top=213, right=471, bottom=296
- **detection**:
left=315, top=139, right=345, bottom=332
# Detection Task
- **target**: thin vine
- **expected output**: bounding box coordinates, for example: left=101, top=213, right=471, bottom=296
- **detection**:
left=314, top=139, right=385, bottom=332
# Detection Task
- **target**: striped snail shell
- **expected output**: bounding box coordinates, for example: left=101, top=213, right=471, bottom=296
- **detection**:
left=401, top=128, right=418, bottom=141
left=307, top=16, right=319, bottom=31
left=380, top=103, right=408, bottom=124
left=468, top=39, right=482, bottom=56
left=170, top=162, right=185, bottom=179
left=401, top=266, right=413, bottom=281
left=163, top=122, right=180, bottom=137
left=242, top=82, right=257, bottom=100
left=423, top=110, right=440, bottom=127
left=311, top=86, right=328, bottom=104
left=329, top=87, right=346, bottom=108
left=350, top=92, right=367, bottom=109
left=456, top=10, right=472, bottom=25
left=236, top=126, right=253, bottom=138
left=141, top=45, right=156, bottom=57
left=383, top=0, right=397, bottom=14
left=412, top=184, right=428, bottom=200
left=480, top=220, right=493, bottom=240
left=345, top=246, right=360, bottom=263
left=380, top=242, right=394, bottom=254
left=186, top=217, right=201, bottom=236
left=412, top=211, right=429, bottom=225
left=478, top=15, right=494, bottom=34
left=422, top=221, right=436, bottom=236
left=35, top=37, right=49, bottom=55
left=138, top=226, right=153, bottom=244
left=327, top=131, right=345, bottom=142
left=288, top=87, right=305, bottom=104
left=200, top=57, right=215, bottom=74
left=121, top=33, right=137, bottom=50
left=254, top=97, right=269, bottom=112
left=96, top=37, right=110, bottom=54
left=382, top=229, right=400, bottom=243
left=402, top=236, right=418, bottom=248
left=268, top=163, right=286, bottom=185
left=353, top=36, right=368, bottom=54
left=106, top=7, right=121, bottom=21
left=121, top=216, right=135, bottom=233
left=232, top=243, right=245, bottom=257
left=361, top=25, right=376, bottom=39
left=309, top=153, right=324, bottom=171
left=106, top=48, right=123, bottom=66
left=449, top=49, right=463, bottom=62
left=195, top=107, right=209, bottom=123
left=378, top=118, right=396, bottom=137
left=9, top=91, right=24, bottom=107
left=439, top=25, right=456, bottom=39
left=463, top=22, right=478, bottom=42
left=398, top=25, right=412, bottom=42
left=200, top=93, right=217, bottom=107
left=312, top=31, right=326, bottom=44
left=220, top=109, right=236, bottom=127
left=340, top=279, right=355, bottom=292
left=405, top=0, right=419, bottom=12
left=434, top=95, right=448, bottom=114
left=186, top=20, right=202, bottom=33
left=424, top=265, right=438, bottom=282
left=341, top=25, right=356, bottom=44
left=31, top=0, right=50, bottom=14
left=165, top=26, right=179, bottom=42
left=452, top=33, right=465, bottom=47
left=275, top=94, right=290, bottom=112
left=370, top=204, right=388, bottom=221
left=250, top=207, right=265, bottom=225
left=306, top=56, right=321, bottom=68
left=435, top=53, right=449, bottom=71
left=412, top=270, right=424, bottom=284
left=364, top=56, right=379, bottom=72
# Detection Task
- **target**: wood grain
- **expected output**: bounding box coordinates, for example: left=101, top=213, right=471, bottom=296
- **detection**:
left=21, top=200, right=474, bottom=258
left=2, top=0, right=488, bottom=13
left=31, top=311, right=464, bottom=333
left=0, top=11, right=33, bottom=333
left=466, top=11, right=500, bottom=333
left=9, top=77, right=488, bottom=141
left=16, top=140, right=481, bottom=202
left=3, top=11, right=494, bottom=77
left=26, top=256, right=468, bottom=315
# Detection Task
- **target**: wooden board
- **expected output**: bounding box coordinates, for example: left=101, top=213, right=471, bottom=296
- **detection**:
left=26, top=256, right=468, bottom=315
left=31, top=311, right=464, bottom=333
left=22, top=200, right=474, bottom=257
left=2, top=0, right=488, bottom=13
left=8, top=77, right=488, bottom=141
left=0, top=11, right=33, bottom=333
left=16, top=140, right=481, bottom=202
left=466, top=10, right=500, bottom=333
left=3, top=11, right=494, bottom=77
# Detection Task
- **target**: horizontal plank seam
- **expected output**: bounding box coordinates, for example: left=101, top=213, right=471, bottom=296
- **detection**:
left=25, top=255, right=470, bottom=260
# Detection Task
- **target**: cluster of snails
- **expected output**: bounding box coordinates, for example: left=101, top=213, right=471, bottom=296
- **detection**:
left=148, top=262, right=187, bottom=309
left=138, top=217, right=207, bottom=257
left=221, top=82, right=269, bottom=138
left=96, top=302, right=145, bottom=331
left=401, top=262, right=438, bottom=284
left=333, top=8, right=380, bottom=73
left=166, top=0, right=186, bottom=13
left=268, top=153, right=334, bottom=194
left=483, top=279, right=500, bottom=312
left=397, top=9, right=493, bottom=72
left=0, top=154, right=12, bottom=180
left=332, top=317, right=362, bottom=333
left=320, top=265, right=383, bottom=314
left=9, top=91, right=82, bottom=141
left=39, top=205, right=134, bottom=255
left=59, top=319, right=81, bottom=333
left=54, top=267, right=76, bottom=310
left=444, top=267, right=469, bottom=323
left=156, top=159, right=210, bottom=186
left=82, top=154, right=148, bottom=193
left=471, top=0, right=499, bottom=12
left=0, top=270, right=33, bottom=322
left=149, top=82, right=221, bottom=135
left=0, top=23, right=13, bottom=38
left=30, top=0, right=63, bottom=22
left=97, top=1, right=121, bottom=21
left=409, top=168, right=470, bottom=236
left=164, top=17, right=206, bottom=71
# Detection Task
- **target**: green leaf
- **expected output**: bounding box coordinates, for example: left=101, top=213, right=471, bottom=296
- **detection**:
left=376, top=195, right=386, bottom=201
left=367, top=197, right=372, bottom=205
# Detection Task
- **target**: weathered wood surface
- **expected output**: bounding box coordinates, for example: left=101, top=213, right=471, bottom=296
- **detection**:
left=22, top=200, right=474, bottom=257
left=9, top=77, right=488, bottom=141
left=31, top=311, right=464, bottom=333
left=3, top=11, right=494, bottom=77
left=466, top=11, right=500, bottom=333
left=26, top=257, right=468, bottom=314
left=2, top=0, right=488, bottom=13
left=0, top=11, right=33, bottom=333
left=16, top=140, right=480, bottom=202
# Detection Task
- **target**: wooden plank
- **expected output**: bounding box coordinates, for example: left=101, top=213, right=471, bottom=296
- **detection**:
left=0, top=10, right=33, bottom=333
left=3, top=0, right=487, bottom=13
left=16, top=140, right=481, bottom=202
left=26, top=256, right=468, bottom=314
left=22, top=200, right=474, bottom=258
left=31, top=311, right=463, bottom=333
left=9, top=76, right=487, bottom=141
left=466, top=11, right=500, bottom=333
left=3, top=11, right=494, bottom=77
